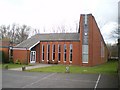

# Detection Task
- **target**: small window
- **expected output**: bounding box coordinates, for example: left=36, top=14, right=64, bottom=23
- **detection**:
left=58, top=44, right=61, bottom=62
left=64, top=44, right=67, bottom=62
left=101, top=41, right=104, bottom=57
left=85, top=14, right=87, bottom=25
left=47, top=44, right=50, bottom=60
left=82, top=45, right=88, bottom=63
left=52, top=44, right=55, bottom=60
left=42, top=45, right=44, bottom=61
left=69, top=44, right=72, bottom=62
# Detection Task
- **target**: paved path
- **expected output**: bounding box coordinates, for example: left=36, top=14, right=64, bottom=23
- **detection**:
left=2, top=70, right=118, bottom=89
left=9, top=64, right=54, bottom=71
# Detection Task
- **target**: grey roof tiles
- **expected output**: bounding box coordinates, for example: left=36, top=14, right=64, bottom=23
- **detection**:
left=15, top=33, right=80, bottom=49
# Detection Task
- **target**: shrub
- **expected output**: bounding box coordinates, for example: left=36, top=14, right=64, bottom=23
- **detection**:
left=9, top=58, right=14, bottom=64
left=15, top=59, right=21, bottom=64
left=4, top=64, right=8, bottom=69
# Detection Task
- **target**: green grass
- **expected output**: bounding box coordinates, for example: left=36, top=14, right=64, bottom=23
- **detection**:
left=2, top=63, right=28, bottom=69
left=27, top=60, right=118, bottom=74
left=0, top=64, right=2, bottom=68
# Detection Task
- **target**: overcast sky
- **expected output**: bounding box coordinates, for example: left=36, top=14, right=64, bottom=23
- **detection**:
left=0, top=0, right=119, bottom=44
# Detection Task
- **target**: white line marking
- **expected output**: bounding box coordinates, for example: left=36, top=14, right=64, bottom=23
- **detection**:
left=94, top=74, right=101, bottom=90
left=22, top=73, right=56, bottom=88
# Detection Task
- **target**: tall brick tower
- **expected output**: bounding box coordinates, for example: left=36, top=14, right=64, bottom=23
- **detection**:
left=79, top=14, right=108, bottom=66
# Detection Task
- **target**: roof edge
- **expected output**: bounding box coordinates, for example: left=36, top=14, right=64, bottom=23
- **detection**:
left=29, top=41, right=40, bottom=50
left=13, top=47, right=28, bottom=50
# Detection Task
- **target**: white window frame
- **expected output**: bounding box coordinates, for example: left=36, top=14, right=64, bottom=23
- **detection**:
left=47, top=44, right=50, bottom=61
left=30, top=51, right=36, bottom=63
left=69, top=44, right=72, bottom=63
left=42, top=44, right=44, bottom=61
left=64, top=44, right=67, bottom=62
left=58, top=44, right=61, bottom=62
left=82, top=45, right=88, bottom=63
left=52, top=44, right=55, bottom=61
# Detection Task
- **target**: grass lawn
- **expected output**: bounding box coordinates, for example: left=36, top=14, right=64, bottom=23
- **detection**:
left=27, top=60, right=118, bottom=74
left=2, top=63, right=28, bottom=69
left=0, top=64, right=2, bottom=68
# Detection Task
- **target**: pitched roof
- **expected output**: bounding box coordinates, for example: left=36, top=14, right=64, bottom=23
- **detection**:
left=15, top=33, right=80, bottom=49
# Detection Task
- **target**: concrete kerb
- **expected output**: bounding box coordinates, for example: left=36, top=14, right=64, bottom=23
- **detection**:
left=9, top=64, right=54, bottom=71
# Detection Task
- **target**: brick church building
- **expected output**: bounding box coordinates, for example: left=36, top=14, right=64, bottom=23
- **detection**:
left=12, top=14, right=109, bottom=66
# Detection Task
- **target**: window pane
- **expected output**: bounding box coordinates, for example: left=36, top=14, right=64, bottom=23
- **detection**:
left=101, top=41, right=104, bottom=57
left=70, top=53, right=72, bottom=61
left=53, top=45, right=55, bottom=52
left=42, top=45, right=44, bottom=60
left=58, top=44, right=61, bottom=61
left=53, top=53, right=55, bottom=60
left=58, top=53, right=60, bottom=61
left=48, top=53, right=49, bottom=60
left=70, top=44, right=72, bottom=50
left=64, top=53, right=66, bottom=61
left=82, top=45, right=88, bottom=63
left=82, top=54, right=88, bottom=63
left=58, top=45, right=61, bottom=52
left=47, top=44, right=50, bottom=60
left=70, top=44, right=72, bottom=62
left=82, top=45, right=88, bottom=54
left=64, top=44, right=67, bottom=61
left=52, top=44, right=55, bottom=60
left=42, top=53, right=44, bottom=60
left=64, top=44, right=66, bottom=52
left=43, top=45, right=44, bottom=52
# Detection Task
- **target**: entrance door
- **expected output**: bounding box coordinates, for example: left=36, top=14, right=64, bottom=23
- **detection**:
left=30, top=51, right=36, bottom=63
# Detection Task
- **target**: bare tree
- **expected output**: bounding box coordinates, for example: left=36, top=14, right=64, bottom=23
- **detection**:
left=15, top=24, right=31, bottom=43
left=61, top=25, right=66, bottom=33
left=43, top=27, right=46, bottom=33
left=107, top=43, right=118, bottom=58
left=74, top=21, right=79, bottom=32
left=0, top=25, right=8, bottom=39
left=0, top=24, right=31, bottom=44
left=111, top=27, right=119, bottom=39
left=108, top=25, right=119, bottom=59
left=56, top=24, right=66, bottom=33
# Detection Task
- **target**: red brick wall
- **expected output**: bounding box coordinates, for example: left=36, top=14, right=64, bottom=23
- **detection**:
left=0, top=41, right=10, bottom=63
left=90, top=15, right=108, bottom=66
left=89, top=15, right=101, bottom=66
left=79, top=14, right=108, bottom=66
left=13, top=49, right=30, bottom=64
left=0, top=47, right=9, bottom=62
left=79, top=15, right=84, bottom=66
left=38, top=41, right=80, bottom=65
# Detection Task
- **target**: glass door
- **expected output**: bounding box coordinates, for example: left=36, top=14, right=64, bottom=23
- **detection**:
left=30, top=51, right=36, bottom=63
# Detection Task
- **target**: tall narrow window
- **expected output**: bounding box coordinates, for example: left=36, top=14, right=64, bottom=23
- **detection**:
left=82, top=45, right=88, bottom=63
left=70, top=44, right=72, bottom=62
left=101, top=41, right=104, bottom=57
left=52, top=44, right=55, bottom=60
left=64, top=44, right=67, bottom=62
left=47, top=44, right=50, bottom=61
left=58, top=44, right=61, bottom=62
left=42, top=45, right=44, bottom=61
left=85, top=14, right=87, bottom=25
